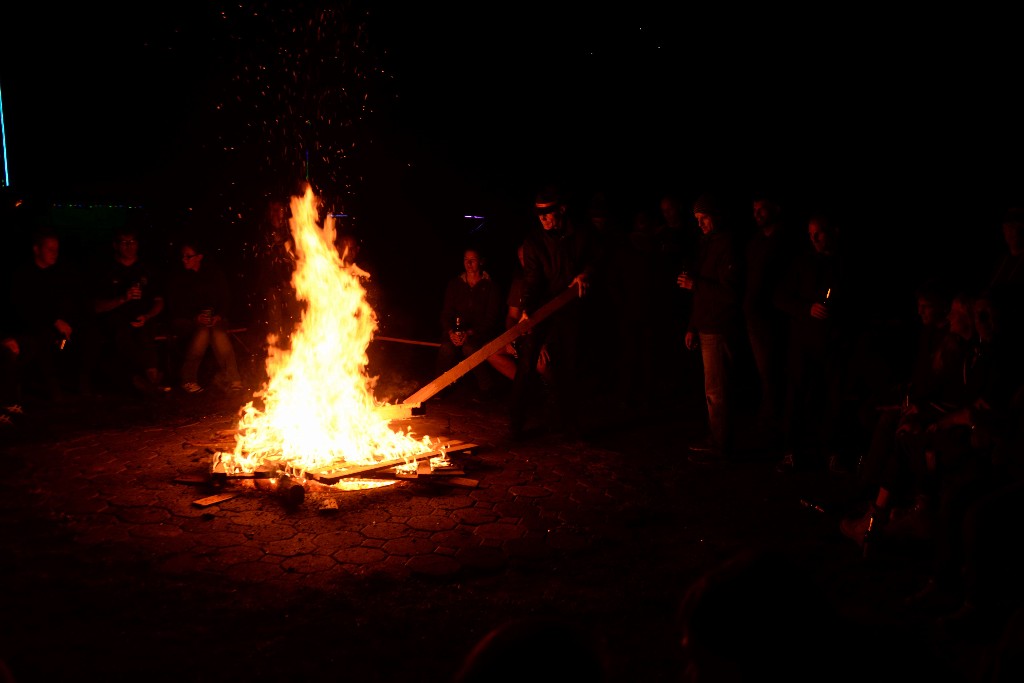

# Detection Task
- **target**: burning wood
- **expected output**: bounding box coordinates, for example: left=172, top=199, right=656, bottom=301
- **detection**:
left=210, top=186, right=467, bottom=496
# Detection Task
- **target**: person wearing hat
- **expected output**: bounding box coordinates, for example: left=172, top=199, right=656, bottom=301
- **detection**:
left=507, top=185, right=599, bottom=441
left=677, top=193, right=743, bottom=464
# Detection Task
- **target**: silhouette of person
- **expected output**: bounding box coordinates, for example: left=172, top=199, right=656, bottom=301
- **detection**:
left=507, top=185, right=598, bottom=440
left=83, top=227, right=168, bottom=395
left=166, top=238, right=244, bottom=394
left=435, top=246, right=504, bottom=397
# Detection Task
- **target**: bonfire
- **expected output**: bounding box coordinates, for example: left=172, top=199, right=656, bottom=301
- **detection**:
left=215, top=185, right=436, bottom=486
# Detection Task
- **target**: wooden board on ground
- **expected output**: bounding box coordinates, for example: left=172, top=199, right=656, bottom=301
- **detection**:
left=402, top=286, right=578, bottom=405
left=304, top=439, right=477, bottom=485
left=192, top=492, right=238, bottom=507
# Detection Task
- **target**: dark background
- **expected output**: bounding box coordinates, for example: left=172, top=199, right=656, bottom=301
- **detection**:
left=2, top=2, right=1022, bottom=340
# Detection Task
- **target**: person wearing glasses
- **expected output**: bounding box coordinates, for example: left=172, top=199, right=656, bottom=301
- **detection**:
left=165, top=238, right=243, bottom=394
left=84, top=227, right=168, bottom=395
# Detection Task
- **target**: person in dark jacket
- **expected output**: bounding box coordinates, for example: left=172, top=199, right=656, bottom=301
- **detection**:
left=507, top=185, right=598, bottom=441
left=677, top=193, right=743, bottom=464
left=5, top=227, right=88, bottom=403
left=773, top=212, right=856, bottom=472
left=434, top=246, right=504, bottom=396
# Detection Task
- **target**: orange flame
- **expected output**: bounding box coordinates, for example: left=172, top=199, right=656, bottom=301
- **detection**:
left=218, top=185, right=434, bottom=482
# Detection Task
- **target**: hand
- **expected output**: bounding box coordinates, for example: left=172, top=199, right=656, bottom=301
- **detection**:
left=677, top=272, right=693, bottom=290
left=685, top=330, right=698, bottom=351
left=810, top=302, right=829, bottom=320
left=130, top=315, right=148, bottom=328
left=126, top=283, right=143, bottom=301
left=570, top=274, right=588, bottom=297
left=537, top=344, right=551, bottom=373
left=197, top=311, right=213, bottom=327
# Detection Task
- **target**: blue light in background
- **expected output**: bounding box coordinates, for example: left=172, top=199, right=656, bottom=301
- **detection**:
left=0, top=80, right=9, bottom=187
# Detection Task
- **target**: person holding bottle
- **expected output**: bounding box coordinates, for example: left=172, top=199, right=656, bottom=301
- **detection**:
left=434, top=246, right=504, bottom=399
left=5, top=227, right=88, bottom=404
left=773, top=211, right=860, bottom=473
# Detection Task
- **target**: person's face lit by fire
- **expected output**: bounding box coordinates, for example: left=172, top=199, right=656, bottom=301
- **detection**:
left=948, top=297, right=975, bottom=340
left=536, top=202, right=565, bottom=232
left=33, top=237, right=59, bottom=269
left=694, top=211, right=715, bottom=235
left=916, top=297, right=947, bottom=328
left=115, top=234, right=139, bottom=263
left=463, top=249, right=483, bottom=279
left=753, top=199, right=780, bottom=231
left=808, top=218, right=835, bottom=255
left=181, top=246, right=203, bottom=273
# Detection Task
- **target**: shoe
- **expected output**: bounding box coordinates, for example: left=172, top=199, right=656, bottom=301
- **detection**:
left=688, top=436, right=714, bottom=453
left=181, top=382, right=204, bottom=394
left=4, top=404, right=24, bottom=415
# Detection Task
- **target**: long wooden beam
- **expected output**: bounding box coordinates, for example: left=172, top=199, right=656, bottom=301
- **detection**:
left=373, top=336, right=442, bottom=348
left=402, top=286, right=579, bottom=405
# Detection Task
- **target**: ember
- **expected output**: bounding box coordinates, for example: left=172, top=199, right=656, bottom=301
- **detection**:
left=214, top=186, right=439, bottom=491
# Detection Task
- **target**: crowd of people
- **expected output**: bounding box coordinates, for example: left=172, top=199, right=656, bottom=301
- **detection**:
left=429, top=181, right=1024, bottom=679
left=3, top=181, right=1024, bottom=680
left=1, top=224, right=247, bottom=424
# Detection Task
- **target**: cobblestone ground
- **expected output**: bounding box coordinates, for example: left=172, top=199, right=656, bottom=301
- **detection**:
left=0, top=372, right=996, bottom=683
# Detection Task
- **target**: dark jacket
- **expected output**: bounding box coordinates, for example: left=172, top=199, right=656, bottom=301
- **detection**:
left=520, top=221, right=597, bottom=316
left=438, top=272, right=503, bottom=341
left=687, top=227, right=742, bottom=335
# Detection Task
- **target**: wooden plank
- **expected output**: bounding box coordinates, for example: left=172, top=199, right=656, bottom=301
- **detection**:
left=402, top=286, right=579, bottom=405
left=375, top=402, right=426, bottom=421
left=373, top=336, right=442, bottom=348
left=305, top=440, right=477, bottom=485
left=192, top=492, right=238, bottom=507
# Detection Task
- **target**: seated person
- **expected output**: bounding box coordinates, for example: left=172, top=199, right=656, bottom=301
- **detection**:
left=435, top=246, right=504, bottom=397
left=166, top=238, right=244, bottom=393
left=5, top=227, right=89, bottom=403
left=84, top=227, right=168, bottom=395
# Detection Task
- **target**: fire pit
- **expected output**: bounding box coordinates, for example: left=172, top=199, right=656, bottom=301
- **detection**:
left=209, top=186, right=466, bottom=499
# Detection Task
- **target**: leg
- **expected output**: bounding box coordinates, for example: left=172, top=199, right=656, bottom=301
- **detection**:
left=699, top=331, right=734, bottom=457
left=180, top=326, right=211, bottom=386
left=508, top=327, right=544, bottom=436
left=209, top=326, right=242, bottom=384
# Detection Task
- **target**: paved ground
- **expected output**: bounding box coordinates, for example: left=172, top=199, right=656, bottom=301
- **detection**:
left=0, top=348, right=1005, bottom=683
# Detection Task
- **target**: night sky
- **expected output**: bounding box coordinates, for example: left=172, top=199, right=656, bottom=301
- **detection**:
left=2, top=3, right=1022, bottom=337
